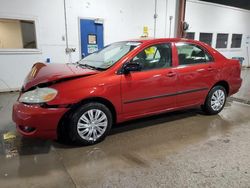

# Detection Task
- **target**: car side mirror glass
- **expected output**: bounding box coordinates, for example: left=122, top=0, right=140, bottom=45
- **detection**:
left=123, top=62, right=141, bottom=74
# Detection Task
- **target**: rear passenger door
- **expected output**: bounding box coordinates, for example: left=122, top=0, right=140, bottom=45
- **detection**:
left=174, top=42, right=218, bottom=107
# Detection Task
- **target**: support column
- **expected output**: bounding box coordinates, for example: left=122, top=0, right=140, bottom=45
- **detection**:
left=176, top=0, right=186, bottom=38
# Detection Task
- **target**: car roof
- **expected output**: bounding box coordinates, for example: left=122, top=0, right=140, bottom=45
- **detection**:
left=128, top=38, right=201, bottom=44
left=116, top=38, right=209, bottom=48
left=129, top=37, right=214, bottom=50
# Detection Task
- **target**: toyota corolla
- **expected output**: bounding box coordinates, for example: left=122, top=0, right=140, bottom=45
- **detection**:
left=12, top=38, right=242, bottom=145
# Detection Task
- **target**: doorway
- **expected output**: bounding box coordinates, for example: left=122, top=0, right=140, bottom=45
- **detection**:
left=79, top=18, right=104, bottom=58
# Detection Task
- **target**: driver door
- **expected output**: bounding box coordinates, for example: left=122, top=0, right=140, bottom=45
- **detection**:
left=121, top=43, right=177, bottom=118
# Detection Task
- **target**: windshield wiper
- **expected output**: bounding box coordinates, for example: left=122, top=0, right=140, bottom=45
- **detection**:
left=79, top=64, right=105, bottom=71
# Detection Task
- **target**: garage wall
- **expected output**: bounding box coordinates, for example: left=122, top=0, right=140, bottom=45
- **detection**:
left=0, top=0, right=178, bottom=92
left=65, top=0, right=178, bottom=62
left=186, top=0, right=250, bottom=66
left=0, top=0, right=66, bottom=92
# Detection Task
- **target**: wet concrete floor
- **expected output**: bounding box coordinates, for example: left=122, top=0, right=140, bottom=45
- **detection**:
left=0, top=69, right=250, bottom=188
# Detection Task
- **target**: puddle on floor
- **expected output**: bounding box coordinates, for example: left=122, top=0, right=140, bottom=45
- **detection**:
left=0, top=131, right=18, bottom=158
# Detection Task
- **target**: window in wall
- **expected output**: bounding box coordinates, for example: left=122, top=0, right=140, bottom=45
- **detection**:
left=185, top=32, right=195, bottom=40
left=176, top=43, right=213, bottom=65
left=0, top=18, right=37, bottom=49
left=231, top=34, right=242, bottom=48
left=199, top=33, right=213, bottom=46
left=131, top=43, right=172, bottom=71
left=216, top=33, right=228, bottom=48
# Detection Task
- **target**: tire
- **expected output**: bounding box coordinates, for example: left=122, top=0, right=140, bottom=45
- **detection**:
left=202, top=85, right=227, bottom=115
left=69, top=102, right=113, bottom=145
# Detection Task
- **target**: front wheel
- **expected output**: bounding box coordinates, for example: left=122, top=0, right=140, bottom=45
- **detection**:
left=69, top=102, right=112, bottom=145
left=202, top=85, right=227, bottom=115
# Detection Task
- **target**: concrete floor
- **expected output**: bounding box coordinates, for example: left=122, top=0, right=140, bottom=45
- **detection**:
left=0, top=69, right=250, bottom=188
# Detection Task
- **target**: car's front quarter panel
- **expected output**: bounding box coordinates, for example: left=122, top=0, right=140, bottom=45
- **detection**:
left=46, top=73, right=122, bottom=115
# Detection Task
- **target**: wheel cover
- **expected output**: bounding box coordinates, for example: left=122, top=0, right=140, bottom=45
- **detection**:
left=77, top=109, right=108, bottom=141
left=211, top=89, right=225, bottom=111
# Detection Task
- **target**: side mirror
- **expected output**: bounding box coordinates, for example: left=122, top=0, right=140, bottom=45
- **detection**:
left=123, top=62, right=141, bottom=74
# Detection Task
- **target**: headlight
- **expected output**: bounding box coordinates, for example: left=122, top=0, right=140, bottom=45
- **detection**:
left=19, top=87, right=58, bottom=104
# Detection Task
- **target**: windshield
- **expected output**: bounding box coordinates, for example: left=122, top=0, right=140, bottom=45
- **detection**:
left=79, top=41, right=141, bottom=70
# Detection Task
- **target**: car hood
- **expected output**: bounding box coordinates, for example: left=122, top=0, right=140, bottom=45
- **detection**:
left=23, top=62, right=99, bottom=91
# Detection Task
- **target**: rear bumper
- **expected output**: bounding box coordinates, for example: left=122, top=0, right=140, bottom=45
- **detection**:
left=229, top=78, right=243, bottom=96
left=12, top=102, right=68, bottom=140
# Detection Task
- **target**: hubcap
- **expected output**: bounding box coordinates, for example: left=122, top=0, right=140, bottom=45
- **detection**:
left=77, top=109, right=108, bottom=141
left=211, top=89, right=225, bottom=111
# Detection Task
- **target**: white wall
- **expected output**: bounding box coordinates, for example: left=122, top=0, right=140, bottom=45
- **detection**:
left=0, top=0, right=178, bottom=92
left=0, top=0, right=67, bottom=92
left=1, top=0, right=250, bottom=92
left=185, top=0, right=250, bottom=66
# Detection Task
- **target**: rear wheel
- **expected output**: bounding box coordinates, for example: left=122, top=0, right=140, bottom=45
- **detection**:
left=69, top=102, right=112, bottom=145
left=202, top=85, right=227, bottom=115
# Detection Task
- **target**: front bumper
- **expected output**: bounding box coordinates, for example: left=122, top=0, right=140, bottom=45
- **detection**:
left=12, top=102, right=69, bottom=139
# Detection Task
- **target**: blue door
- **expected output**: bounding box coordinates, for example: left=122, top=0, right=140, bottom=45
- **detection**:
left=80, top=19, right=104, bottom=58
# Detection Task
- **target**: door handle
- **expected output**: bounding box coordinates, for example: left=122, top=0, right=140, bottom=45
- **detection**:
left=166, top=71, right=176, bottom=77
left=196, top=68, right=205, bottom=73
left=207, top=66, right=214, bottom=71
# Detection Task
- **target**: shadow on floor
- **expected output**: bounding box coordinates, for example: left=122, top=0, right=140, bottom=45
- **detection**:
left=0, top=108, right=201, bottom=156
left=54, top=108, right=202, bottom=148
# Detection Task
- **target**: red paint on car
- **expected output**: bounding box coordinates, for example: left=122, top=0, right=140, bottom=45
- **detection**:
left=12, top=38, right=242, bottom=140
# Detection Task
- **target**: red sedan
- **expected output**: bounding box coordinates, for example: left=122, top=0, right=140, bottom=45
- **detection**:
left=13, top=38, right=242, bottom=145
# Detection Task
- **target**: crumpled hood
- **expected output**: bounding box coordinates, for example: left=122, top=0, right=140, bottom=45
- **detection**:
left=23, top=62, right=98, bottom=91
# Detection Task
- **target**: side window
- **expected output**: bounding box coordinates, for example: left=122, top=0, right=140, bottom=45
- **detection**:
left=176, top=43, right=213, bottom=66
left=185, top=32, right=195, bottom=40
left=131, top=43, right=172, bottom=71
left=231, top=34, right=242, bottom=48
